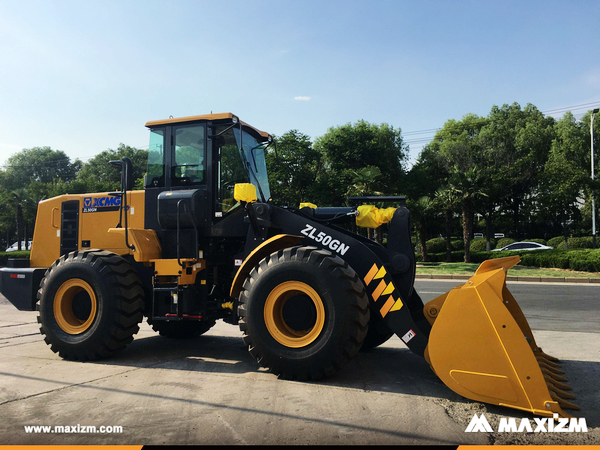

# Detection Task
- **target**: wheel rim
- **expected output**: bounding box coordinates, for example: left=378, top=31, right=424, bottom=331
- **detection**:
left=264, top=281, right=325, bottom=348
left=53, top=279, right=97, bottom=334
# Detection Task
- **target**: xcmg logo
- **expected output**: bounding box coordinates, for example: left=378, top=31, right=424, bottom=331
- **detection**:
left=83, top=197, right=121, bottom=208
left=82, top=196, right=122, bottom=213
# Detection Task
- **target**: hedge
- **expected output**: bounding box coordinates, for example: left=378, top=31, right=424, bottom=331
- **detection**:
left=425, top=238, right=446, bottom=254
left=547, top=236, right=565, bottom=248
left=416, top=248, right=600, bottom=273
left=556, top=237, right=594, bottom=250
left=470, top=238, right=498, bottom=252
left=0, top=251, right=30, bottom=267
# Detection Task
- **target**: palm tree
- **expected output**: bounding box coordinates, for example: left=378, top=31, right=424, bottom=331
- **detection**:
left=7, top=189, right=35, bottom=251
left=446, top=168, right=487, bottom=263
left=434, top=187, right=460, bottom=262
left=407, top=196, right=434, bottom=262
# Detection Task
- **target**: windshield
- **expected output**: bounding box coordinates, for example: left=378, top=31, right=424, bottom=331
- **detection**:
left=233, top=127, right=271, bottom=201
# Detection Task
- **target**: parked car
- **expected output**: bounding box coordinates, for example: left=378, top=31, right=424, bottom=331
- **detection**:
left=473, top=233, right=484, bottom=238
left=5, top=241, right=32, bottom=252
left=492, top=241, right=553, bottom=252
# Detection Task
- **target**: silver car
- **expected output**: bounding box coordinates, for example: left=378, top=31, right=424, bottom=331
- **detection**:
left=492, top=241, right=553, bottom=252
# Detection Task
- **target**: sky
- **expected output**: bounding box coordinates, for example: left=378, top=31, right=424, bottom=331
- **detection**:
left=1, top=0, right=600, bottom=169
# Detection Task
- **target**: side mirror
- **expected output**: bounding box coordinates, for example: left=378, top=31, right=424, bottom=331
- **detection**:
left=234, top=183, right=258, bottom=203
left=109, top=157, right=134, bottom=191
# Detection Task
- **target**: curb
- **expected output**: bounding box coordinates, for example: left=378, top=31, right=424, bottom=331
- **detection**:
left=415, top=274, right=600, bottom=284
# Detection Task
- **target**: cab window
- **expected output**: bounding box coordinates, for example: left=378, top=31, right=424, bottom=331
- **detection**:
left=214, top=126, right=249, bottom=213
left=146, top=128, right=165, bottom=187
left=173, top=124, right=206, bottom=186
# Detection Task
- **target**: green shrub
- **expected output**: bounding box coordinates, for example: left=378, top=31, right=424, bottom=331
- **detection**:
left=528, top=238, right=547, bottom=245
left=451, top=239, right=464, bottom=251
left=495, top=238, right=516, bottom=249
left=470, top=238, right=488, bottom=252
left=556, top=237, right=594, bottom=250
left=426, top=238, right=447, bottom=254
left=547, top=236, right=565, bottom=248
left=0, top=251, right=30, bottom=267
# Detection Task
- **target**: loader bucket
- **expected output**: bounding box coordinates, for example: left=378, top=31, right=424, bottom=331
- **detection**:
left=422, top=256, right=577, bottom=418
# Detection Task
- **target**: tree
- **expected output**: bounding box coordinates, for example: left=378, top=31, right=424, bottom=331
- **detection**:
left=477, top=103, right=554, bottom=240
left=434, top=187, right=460, bottom=262
left=424, top=114, right=488, bottom=262
left=314, top=120, right=408, bottom=205
left=537, top=112, right=588, bottom=246
left=76, top=144, right=148, bottom=192
left=407, top=196, right=434, bottom=262
left=2, top=147, right=81, bottom=191
left=266, top=130, right=321, bottom=207
left=5, top=188, right=35, bottom=250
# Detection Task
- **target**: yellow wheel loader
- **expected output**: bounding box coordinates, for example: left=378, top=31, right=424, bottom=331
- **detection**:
left=0, top=113, right=577, bottom=418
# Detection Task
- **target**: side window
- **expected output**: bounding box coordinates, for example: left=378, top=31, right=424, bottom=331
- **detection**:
left=173, top=124, right=205, bottom=186
left=214, top=126, right=249, bottom=213
left=146, top=128, right=165, bottom=187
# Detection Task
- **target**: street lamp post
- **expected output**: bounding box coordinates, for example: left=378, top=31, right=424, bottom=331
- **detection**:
left=592, top=108, right=599, bottom=249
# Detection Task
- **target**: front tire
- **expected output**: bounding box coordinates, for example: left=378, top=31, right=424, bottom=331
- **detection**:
left=37, top=250, right=145, bottom=361
left=238, top=246, right=369, bottom=380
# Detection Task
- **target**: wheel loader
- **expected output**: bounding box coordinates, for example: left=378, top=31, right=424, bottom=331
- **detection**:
left=0, top=113, right=578, bottom=418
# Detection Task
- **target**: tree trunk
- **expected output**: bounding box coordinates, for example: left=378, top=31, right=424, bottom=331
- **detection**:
left=419, top=218, right=428, bottom=263
left=445, top=208, right=453, bottom=263
left=485, top=210, right=492, bottom=251
left=16, top=205, right=23, bottom=251
left=462, top=200, right=473, bottom=263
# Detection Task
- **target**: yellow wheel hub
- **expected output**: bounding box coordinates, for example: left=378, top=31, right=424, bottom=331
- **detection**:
left=53, top=279, right=97, bottom=335
left=264, top=281, right=325, bottom=348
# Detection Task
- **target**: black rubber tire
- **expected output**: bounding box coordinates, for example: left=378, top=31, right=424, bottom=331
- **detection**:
left=37, top=250, right=145, bottom=361
left=361, top=315, right=394, bottom=350
left=149, top=319, right=216, bottom=339
left=238, top=246, right=369, bottom=381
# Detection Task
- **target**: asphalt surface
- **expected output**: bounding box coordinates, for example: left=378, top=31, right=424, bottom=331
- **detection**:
left=0, top=280, right=599, bottom=445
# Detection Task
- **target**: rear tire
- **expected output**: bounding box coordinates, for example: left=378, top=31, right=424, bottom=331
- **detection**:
left=149, top=319, right=216, bottom=339
left=238, top=246, right=369, bottom=380
left=37, top=250, right=144, bottom=361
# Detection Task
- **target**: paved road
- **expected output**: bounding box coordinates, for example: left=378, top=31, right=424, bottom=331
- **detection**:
left=415, top=280, right=600, bottom=333
left=0, top=281, right=598, bottom=445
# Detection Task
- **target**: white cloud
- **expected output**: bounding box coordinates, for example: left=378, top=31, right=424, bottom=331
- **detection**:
left=294, top=96, right=311, bottom=101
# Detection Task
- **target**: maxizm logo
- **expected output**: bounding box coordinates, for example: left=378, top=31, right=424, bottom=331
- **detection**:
left=465, top=413, right=588, bottom=433
left=83, top=197, right=121, bottom=208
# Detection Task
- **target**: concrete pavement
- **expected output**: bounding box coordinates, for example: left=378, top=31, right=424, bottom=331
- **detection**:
left=0, top=289, right=598, bottom=445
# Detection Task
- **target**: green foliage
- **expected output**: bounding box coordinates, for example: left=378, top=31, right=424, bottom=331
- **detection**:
left=75, top=144, right=148, bottom=193
left=0, top=251, right=30, bottom=267
left=314, top=120, right=408, bottom=205
left=426, top=238, right=446, bottom=254
left=528, top=238, right=547, bottom=245
left=266, top=130, right=321, bottom=206
left=470, top=237, right=493, bottom=252
left=421, top=248, right=600, bottom=273
left=496, top=237, right=516, bottom=249
left=2, top=147, right=81, bottom=191
left=451, top=239, right=464, bottom=250
left=556, top=236, right=594, bottom=249
left=547, top=236, right=565, bottom=248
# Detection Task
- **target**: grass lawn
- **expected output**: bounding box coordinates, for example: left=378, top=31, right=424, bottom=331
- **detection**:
left=416, top=262, right=600, bottom=278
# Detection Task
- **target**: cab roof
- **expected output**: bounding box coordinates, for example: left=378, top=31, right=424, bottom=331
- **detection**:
left=145, top=113, right=271, bottom=141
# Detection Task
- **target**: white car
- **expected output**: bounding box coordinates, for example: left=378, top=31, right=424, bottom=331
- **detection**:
left=492, top=241, right=553, bottom=252
left=5, top=241, right=32, bottom=252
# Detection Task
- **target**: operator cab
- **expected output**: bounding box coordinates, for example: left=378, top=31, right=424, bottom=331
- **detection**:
left=142, top=113, right=273, bottom=258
